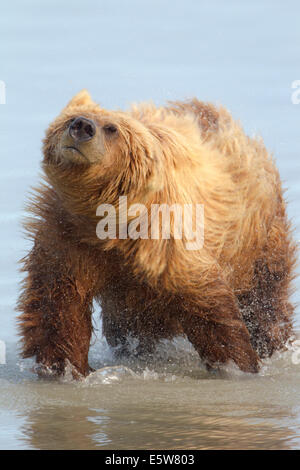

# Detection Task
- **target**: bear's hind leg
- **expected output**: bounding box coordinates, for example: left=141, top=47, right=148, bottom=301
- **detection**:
left=238, top=220, right=297, bottom=358
left=238, top=262, right=295, bottom=359
left=101, top=291, right=183, bottom=359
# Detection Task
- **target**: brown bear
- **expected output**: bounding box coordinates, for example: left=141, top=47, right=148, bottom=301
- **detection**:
left=17, top=90, right=297, bottom=378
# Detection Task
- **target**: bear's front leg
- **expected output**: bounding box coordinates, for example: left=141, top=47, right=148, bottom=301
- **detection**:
left=17, top=238, right=99, bottom=378
left=179, top=282, right=260, bottom=373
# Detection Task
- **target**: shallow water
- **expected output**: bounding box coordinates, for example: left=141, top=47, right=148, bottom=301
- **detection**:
left=1, top=337, right=300, bottom=450
left=1, top=0, right=300, bottom=450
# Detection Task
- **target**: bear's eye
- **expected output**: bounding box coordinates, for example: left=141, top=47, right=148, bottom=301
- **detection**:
left=103, top=124, right=118, bottom=136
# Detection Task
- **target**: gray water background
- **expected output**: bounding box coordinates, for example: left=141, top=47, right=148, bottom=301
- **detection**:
left=0, top=0, right=300, bottom=450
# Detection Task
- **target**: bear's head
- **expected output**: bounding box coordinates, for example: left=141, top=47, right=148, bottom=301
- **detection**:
left=43, top=90, right=164, bottom=216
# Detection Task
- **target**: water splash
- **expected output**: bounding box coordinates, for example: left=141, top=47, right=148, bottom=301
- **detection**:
left=15, top=333, right=300, bottom=385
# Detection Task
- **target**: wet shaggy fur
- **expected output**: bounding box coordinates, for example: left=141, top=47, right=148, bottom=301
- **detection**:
left=17, top=90, right=297, bottom=377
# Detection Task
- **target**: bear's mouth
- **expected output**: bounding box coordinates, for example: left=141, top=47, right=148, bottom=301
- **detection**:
left=61, top=146, right=89, bottom=162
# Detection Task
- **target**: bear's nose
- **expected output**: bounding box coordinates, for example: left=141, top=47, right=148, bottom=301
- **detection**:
left=69, top=116, right=96, bottom=142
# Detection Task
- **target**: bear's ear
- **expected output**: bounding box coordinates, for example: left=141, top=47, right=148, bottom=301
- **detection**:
left=64, top=89, right=95, bottom=109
